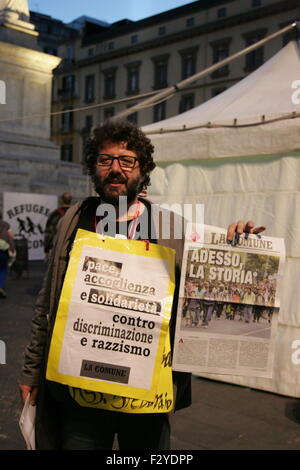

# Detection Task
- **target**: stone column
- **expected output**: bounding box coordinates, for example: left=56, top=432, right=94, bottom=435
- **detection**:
left=0, top=0, right=38, bottom=48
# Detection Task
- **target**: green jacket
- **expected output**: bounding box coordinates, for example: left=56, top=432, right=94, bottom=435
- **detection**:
left=20, top=197, right=192, bottom=449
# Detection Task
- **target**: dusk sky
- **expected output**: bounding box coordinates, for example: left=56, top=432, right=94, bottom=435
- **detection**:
left=28, top=0, right=195, bottom=24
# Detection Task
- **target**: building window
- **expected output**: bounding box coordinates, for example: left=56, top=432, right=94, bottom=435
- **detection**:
left=217, top=7, right=227, bottom=18
left=153, top=102, right=166, bottom=123
left=85, top=115, right=93, bottom=131
left=186, top=17, right=195, bottom=27
left=44, top=47, right=58, bottom=55
left=61, top=107, right=73, bottom=133
left=282, top=30, right=294, bottom=47
left=88, top=48, right=95, bottom=57
left=125, top=61, right=141, bottom=95
left=126, top=105, right=138, bottom=124
left=103, top=67, right=117, bottom=99
left=211, top=87, right=227, bottom=97
left=210, top=38, right=231, bottom=78
left=65, top=46, right=74, bottom=65
left=131, top=34, right=139, bottom=44
left=252, top=0, right=262, bottom=7
left=104, top=107, right=115, bottom=120
left=152, top=54, right=170, bottom=90
left=280, top=21, right=296, bottom=47
left=108, top=41, right=115, bottom=50
left=62, top=74, right=75, bottom=92
left=179, top=94, right=195, bottom=114
left=179, top=47, right=198, bottom=80
left=85, top=75, right=95, bottom=103
left=243, top=29, right=267, bottom=72
left=158, top=26, right=166, bottom=36
left=38, top=22, right=48, bottom=33
left=61, top=143, right=73, bottom=162
left=81, top=116, right=93, bottom=147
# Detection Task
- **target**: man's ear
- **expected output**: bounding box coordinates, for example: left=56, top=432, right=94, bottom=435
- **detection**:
left=138, top=174, right=146, bottom=188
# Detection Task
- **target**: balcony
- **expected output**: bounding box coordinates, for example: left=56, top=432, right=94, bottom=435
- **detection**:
left=59, top=125, right=74, bottom=135
left=57, top=89, right=79, bottom=102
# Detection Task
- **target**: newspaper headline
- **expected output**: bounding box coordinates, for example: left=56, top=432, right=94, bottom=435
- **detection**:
left=173, top=224, right=285, bottom=378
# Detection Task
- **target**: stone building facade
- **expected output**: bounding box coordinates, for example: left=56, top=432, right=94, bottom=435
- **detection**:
left=51, top=0, right=298, bottom=164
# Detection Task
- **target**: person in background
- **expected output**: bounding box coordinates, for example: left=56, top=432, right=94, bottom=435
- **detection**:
left=253, top=287, right=265, bottom=323
left=242, top=287, right=256, bottom=323
left=44, top=192, right=72, bottom=258
left=201, top=284, right=216, bottom=328
left=0, top=210, right=15, bottom=298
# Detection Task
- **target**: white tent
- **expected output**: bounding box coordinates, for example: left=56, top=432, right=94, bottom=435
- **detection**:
left=143, top=40, right=300, bottom=398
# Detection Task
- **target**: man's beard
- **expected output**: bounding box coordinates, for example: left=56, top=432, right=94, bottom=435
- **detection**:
left=92, top=171, right=143, bottom=206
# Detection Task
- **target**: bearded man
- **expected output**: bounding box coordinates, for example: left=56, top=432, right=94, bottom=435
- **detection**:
left=19, top=120, right=265, bottom=450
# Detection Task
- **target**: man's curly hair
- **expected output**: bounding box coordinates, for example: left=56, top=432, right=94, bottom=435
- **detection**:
left=84, top=120, right=156, bottom=191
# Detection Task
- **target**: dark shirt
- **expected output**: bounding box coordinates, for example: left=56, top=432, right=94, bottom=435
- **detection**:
left=66, top=197, right=157, bottom=262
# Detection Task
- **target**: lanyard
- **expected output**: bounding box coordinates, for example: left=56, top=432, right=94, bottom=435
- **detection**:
left=94, top=201, right=142, bottom=240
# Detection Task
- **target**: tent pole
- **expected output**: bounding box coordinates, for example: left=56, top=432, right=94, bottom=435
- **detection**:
left=112, top=22, right=298, bottom=121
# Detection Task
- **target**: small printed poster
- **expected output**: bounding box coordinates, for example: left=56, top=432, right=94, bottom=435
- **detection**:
left=3, top=192, right=57, bottom=260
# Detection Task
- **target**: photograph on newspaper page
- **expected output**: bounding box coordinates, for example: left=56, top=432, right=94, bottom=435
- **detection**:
left=173, top=224, right=285, bottom=378
left=46, top=229, right=175, bottom=400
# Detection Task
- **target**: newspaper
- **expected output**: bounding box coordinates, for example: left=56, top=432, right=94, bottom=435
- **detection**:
left=19, top=394, right=36, bottom=450
left=172, top=224, right=285, bottom=378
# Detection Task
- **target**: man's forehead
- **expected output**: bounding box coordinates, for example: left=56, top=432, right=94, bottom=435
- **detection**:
left=100, top=140, right=128, bottom=149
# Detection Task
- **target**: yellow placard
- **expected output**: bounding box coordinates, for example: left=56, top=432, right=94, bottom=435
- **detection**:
left=46, top=229, right=175, bottom=402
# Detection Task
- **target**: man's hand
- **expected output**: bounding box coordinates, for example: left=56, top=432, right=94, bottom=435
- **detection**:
left=227, top=220, right=266, bottom=245
left=19, top=384, right=38, bottom=406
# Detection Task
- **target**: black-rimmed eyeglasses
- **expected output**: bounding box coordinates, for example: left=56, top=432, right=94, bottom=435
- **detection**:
left=96, top=154, right=138, bottom=170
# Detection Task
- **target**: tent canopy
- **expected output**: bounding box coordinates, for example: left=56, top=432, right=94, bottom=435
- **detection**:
left=143, top=40, right=300, bottom=398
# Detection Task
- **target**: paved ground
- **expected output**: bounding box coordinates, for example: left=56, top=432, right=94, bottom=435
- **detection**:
left=0, top=262, right=300, bottom=451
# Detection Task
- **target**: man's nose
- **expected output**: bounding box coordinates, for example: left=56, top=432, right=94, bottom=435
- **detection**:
left=110, top=158, right=123, bottom=172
